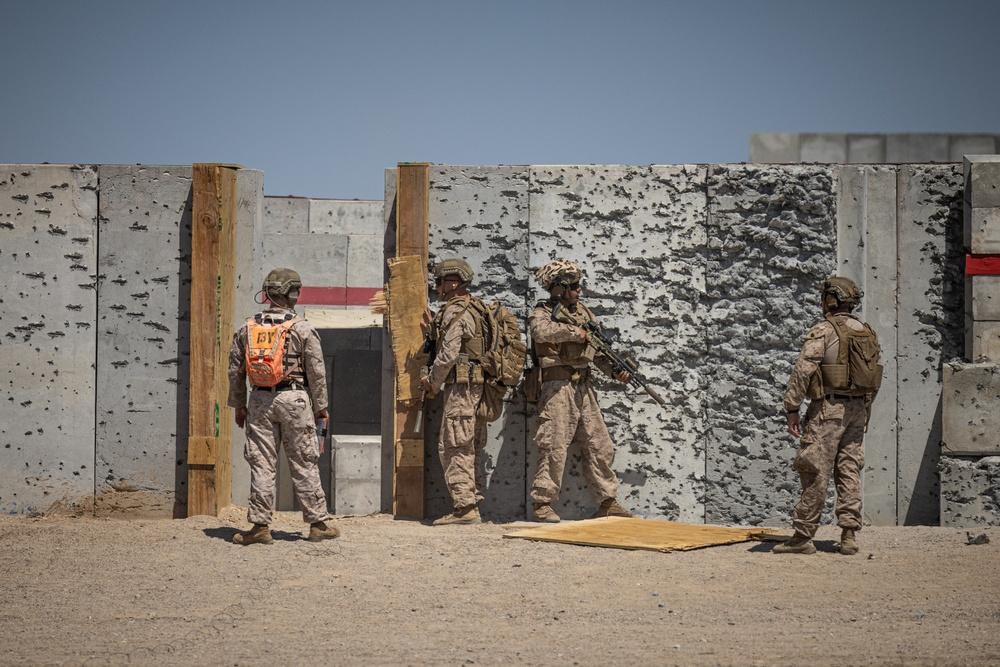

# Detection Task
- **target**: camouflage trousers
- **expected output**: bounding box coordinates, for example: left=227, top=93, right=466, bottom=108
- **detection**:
left=244, top=388, right=331, bottom=526
left=437, top=383, right=487, bottom=510
left=791, top=397, right=867, bottom=537
left=531, top=379, right=618, bottom=505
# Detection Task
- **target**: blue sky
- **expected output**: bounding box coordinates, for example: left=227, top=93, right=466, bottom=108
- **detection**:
left=2, top=1, right=998, bottom=200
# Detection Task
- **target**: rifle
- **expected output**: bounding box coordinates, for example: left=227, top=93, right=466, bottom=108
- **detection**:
left=551, top=303, right=666, bottom=407
left=414, top=327, right=437, bottom=435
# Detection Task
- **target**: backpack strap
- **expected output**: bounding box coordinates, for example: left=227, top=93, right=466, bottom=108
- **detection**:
left=823, top=313, right=851, bottom=366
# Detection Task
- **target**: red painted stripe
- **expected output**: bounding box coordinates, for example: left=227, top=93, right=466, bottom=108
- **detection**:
left=966, top=255, right=1000, bottom=275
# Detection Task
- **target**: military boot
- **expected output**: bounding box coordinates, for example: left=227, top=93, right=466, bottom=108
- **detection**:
left=592, top=498, right=634, bottom=518
left=234, top=523, right=273, bottom=546
left=308, top=520, right=341, bottom=541
left=532, top=502, right=561, bottom=523
left=773, top=533, right=816, bottom=554
left=839, top=528, right=859, bottom=555
left=432, top=505, right=481, bottom=526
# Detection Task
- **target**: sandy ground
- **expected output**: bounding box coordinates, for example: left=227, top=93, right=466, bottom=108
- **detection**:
left=1, top=509, right=998, bottom=667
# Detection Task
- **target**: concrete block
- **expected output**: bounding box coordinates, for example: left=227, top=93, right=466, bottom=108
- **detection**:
left=333, top=435, right=381, bottom=515
left=261, top=232, right=348, bottom=287
left=749, top=133, right=799, bottom=163
left=950, top=135, right=997, bottom=162
left=886, top=134, right=950, bottom=163
left=347, top=234, right=384, bottom=288
left=95, top=165, right=194, bottom=517
left=801, top=133, right=847, bottom=163
left=940, top=455, right=1000, bottom=527
left=963, top=202, right=1000, bottom=254
left=942, top=363, right=1000, bottom=455
left=310, top=199, right=383, bottom=235
left=334, top=435, right=381, bottom=480
left=967, top=274, right=1000, bottom=321
left=335, top=480, right=381, bottom=516
left=0, top=165, right=98, bottom=515
left=263, top=196, right=309, bottom=234
left=966, top=318, right=1000, bottom=362
left=847, top=135, right=885, bottom=163
left=963, top=155, right=1000, bottom=207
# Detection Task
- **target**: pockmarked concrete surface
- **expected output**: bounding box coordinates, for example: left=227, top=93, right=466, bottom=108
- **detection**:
left=1, top=510, right=997, bottom=667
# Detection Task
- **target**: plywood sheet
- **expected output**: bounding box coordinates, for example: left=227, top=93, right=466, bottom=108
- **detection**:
left=503, top=517, right=780, bottom=552
left=386, top=255, right=428, bottom=402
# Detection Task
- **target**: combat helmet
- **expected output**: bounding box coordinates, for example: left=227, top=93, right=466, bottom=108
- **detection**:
left=820, top=276, right=862, bottom=310
left=535, top=259, right=583, bottom=296
left=433, top=258, right=474, bottom=283
left=263, top=268, right=302, bottom=298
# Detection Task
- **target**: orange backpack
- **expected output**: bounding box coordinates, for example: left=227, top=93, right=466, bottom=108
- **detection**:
left=245, top=314, right=301, bottom=387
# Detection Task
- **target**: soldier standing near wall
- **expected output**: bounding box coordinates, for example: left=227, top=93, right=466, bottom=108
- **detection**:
left=777, top=277, right=882, bottom=555
left=528, top=260, right=634, bottom=522
left=420, top=259, right=489, bottom=526
left=227, top=268, right=340, bottom=545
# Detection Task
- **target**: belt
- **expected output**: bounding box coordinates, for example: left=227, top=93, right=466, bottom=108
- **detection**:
left=825, top=393, right=864, bottom=401
left=541, top=366, right=591, bottom=384
left=253, top=382, right=307, bottom=393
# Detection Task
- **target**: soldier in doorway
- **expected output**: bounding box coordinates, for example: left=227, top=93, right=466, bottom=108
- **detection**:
left=227, top=268, right=340, bottom=545
left=776, top=276, right=881, bottom=555
left=528, top=259, right=634, bottom=523
left=420, top=258, right=489, bottom=526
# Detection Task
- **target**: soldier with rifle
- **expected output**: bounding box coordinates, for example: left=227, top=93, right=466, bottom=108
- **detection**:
left=527, top=259, right=639, bottom=522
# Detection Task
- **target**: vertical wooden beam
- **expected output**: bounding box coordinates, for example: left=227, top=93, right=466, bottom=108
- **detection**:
left=187, top=163, right=239, bottom=516
left=393, top=163, right=431, bottom=518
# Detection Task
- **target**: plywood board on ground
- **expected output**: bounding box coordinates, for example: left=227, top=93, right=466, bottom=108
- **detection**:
left=503, top=517, right=781, bottom=552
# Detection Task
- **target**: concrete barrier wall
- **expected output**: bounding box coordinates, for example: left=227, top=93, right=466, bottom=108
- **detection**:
left=2, top=164, right=262, bottom=517
left=1, top=165, right=99, bottom=515
left=396, top=162, right=968, bottom=525
left=751, top=133, right=1000, bottom=164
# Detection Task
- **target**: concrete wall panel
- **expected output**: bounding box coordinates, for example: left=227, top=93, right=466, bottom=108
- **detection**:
left=262, top=231, right=348, bottom=288
left=704, top=165, right=837, bottom=526
left=801, top=134, right=847, bottom=163
left=951, top=136, right=998, bottom=162
left=425, top=165, right=530, bottom=521
left=310, top=199, right=383, bottom=235
left=230, top=169, right=265, bottom=506
left=347, top=234, right=384, bottom=288
left=836, top=165, right=899, bottom=525
left=95, top=165, right=192, bottom=517
left=262, top=197, right=308, bottom=235
left=847, top=135, right=886, bottom=163
left=0, top=165, right=99, bottom=514
left=887, top=135, right=950, bottom=163
left=749, top=133, right=798, bottom=163
left=526, top=164, right=708, bottom=521
left=896, top=165, right=965, bottom=524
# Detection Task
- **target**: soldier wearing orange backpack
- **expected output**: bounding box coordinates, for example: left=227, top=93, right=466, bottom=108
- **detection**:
left=227, top=268, right=339, bottom=545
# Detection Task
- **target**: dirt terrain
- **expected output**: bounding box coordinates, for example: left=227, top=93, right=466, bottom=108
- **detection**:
left=1, top=509, right=998, bottom=667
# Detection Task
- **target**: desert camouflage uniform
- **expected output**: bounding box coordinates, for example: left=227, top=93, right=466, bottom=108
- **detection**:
left=427, top=296, right=488, bottom=510
left=529, top=301, right=619, bottom=505
left=782, top=313, right=869, bottom=538
left=228, top=306, right=332, bottom=526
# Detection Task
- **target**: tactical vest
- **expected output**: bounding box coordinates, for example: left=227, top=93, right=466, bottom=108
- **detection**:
left=531, top=301, right=597, bottom=367
left=433, top=295, right=486, bottom=362
left=807, top=312, right=882, bottom=399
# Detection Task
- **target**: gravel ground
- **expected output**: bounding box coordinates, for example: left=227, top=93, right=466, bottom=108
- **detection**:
left=1, top=509, right=998, bottom=666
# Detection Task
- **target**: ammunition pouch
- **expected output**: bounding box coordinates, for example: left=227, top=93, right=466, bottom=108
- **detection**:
left=820, top=364, right=849, bottom=392
left=446, top=355, right=484, bottom=385
left=523, top=365, right=541, bottom=404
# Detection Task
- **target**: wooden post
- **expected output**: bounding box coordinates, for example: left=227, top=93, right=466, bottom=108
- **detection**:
left=187, top=163, right=239, bottom=516
left=392, top=163, right=431, bottom=518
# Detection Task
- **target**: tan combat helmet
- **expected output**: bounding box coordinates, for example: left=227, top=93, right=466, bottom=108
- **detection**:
left=433, top=258, right=474, bottom=284
left=535, top=259, right=582, bottom=296
left=820, top=276, right=862, bottom=310
left=263, top=268, right=302, bottom=298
